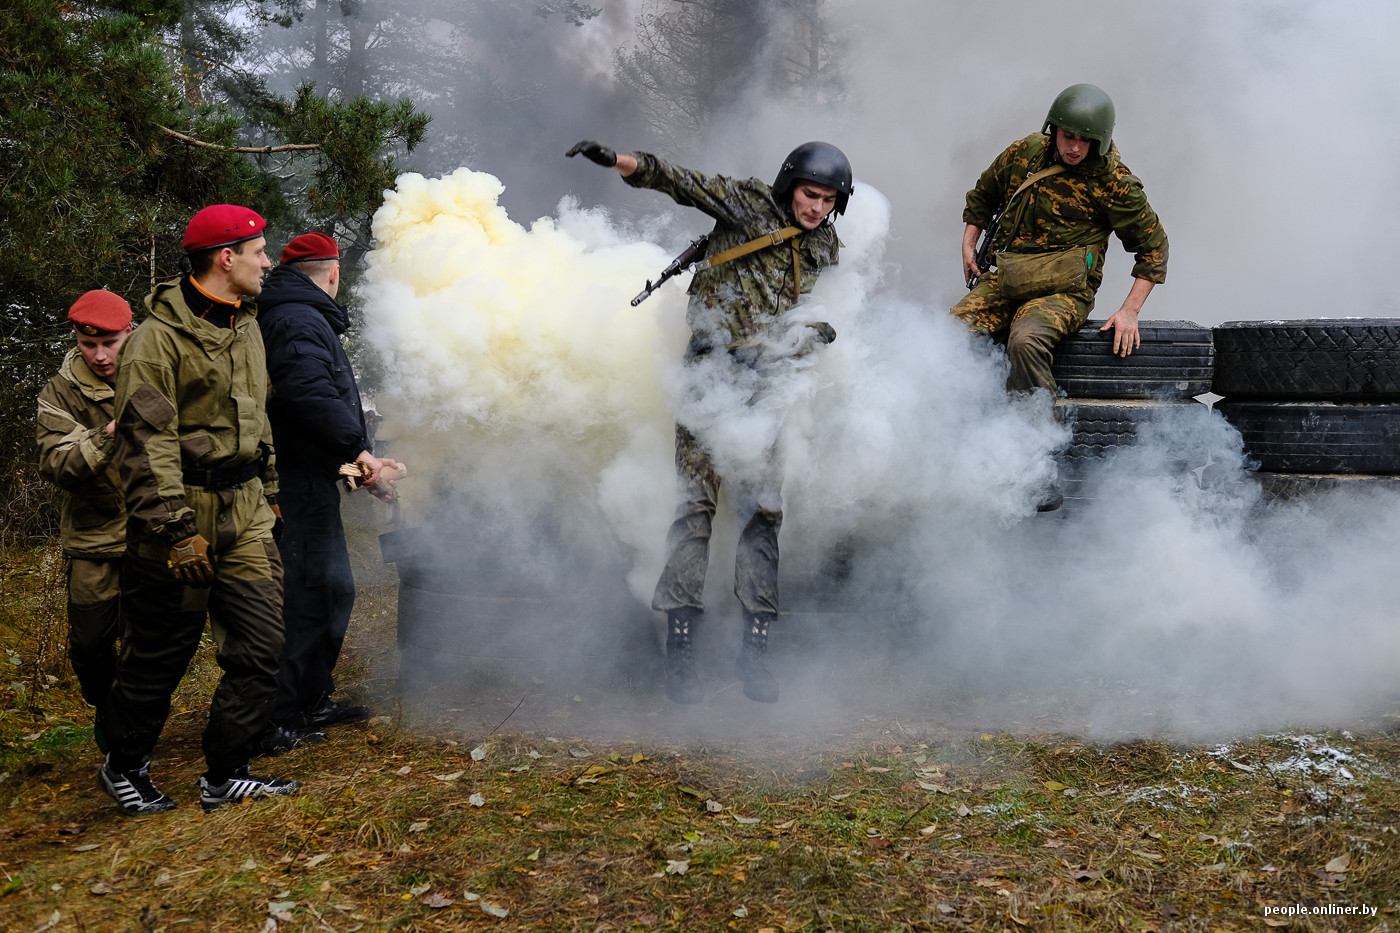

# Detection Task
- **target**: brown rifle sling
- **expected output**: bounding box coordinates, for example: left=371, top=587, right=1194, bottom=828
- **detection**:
left=1001, top=164, right=1066, bottom=243
left=689, top=223, right=806, bottom=310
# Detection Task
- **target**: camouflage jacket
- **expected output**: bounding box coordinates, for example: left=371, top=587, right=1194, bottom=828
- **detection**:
left=625, top=152, right=840, bottom=351
left=963, top=133, right=1168, bottom=292
left=35, top=348, right=126, bottom=557
left=114, top=277, right=278, bottom=543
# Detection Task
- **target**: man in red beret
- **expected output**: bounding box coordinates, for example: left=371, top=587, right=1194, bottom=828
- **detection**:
left=253, top=232, right=401, bottom=755
left=98, top=204, right=299, bottom=814
left=36, top=291, right=134, bottom=731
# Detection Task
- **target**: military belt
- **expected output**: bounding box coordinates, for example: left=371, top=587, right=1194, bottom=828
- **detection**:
left=182, top=461, right=260, bottom=489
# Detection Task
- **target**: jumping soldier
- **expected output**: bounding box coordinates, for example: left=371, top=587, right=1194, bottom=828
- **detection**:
left=567, top=139, right=853, bottom=704
left=951, top=84, right=1169, bottom=510
left=36, top=290, right=135, bottom=725
left=97, top=204, right=298, bottom=814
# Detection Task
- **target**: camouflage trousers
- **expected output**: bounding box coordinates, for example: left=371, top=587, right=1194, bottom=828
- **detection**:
left=101, top=481, right=283, bottom=778
left=66, top=556, right=121, bottom=707
left=652, top=424, right=784, bottom=619
left=950, top=272, right=1094, bottom=392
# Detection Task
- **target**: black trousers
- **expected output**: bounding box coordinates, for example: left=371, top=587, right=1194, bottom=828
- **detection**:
left=66, top=557, right=121, bottom=706
left=270, top=468, right=356, bottom=728
left=101, top=483, right=283, bottom=777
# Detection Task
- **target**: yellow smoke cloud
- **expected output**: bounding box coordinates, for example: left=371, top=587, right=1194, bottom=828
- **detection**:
left=362, top=168, right=687, bottom=478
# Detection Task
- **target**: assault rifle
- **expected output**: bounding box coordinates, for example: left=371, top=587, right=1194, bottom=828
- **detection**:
left=966, top=206, right=1004, bottom=290
left=631, top=236, right=710, bottom=306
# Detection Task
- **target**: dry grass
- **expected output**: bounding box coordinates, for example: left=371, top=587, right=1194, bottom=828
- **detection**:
left=2, top=540, right=1399, bottom=932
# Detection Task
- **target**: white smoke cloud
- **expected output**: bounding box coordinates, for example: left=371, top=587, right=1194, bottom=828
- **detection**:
left=358, top=1, right=1400, bottom=738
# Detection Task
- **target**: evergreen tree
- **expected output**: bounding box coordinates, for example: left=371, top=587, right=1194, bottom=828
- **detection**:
left=0, top=0, right=426, bottom=543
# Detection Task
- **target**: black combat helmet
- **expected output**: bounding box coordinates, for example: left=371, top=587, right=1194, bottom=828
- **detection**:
left=772, top=141, right=854, bottom=216
left=1043, top=84, right=1116, bottom=158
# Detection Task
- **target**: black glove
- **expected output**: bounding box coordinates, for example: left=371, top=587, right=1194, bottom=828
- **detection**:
left=808, top=322, right=837, bottom=345
left=566, top=140, right=617, bottom=167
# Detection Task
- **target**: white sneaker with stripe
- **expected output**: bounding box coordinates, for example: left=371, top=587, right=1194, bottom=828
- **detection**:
left=199, top=766, right=300, bottom=810
left=97, top=757, right=177, bottom=816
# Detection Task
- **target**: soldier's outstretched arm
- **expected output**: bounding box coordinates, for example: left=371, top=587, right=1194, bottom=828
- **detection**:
left=1099, top=277, right=1155, bottom=357
left=566, top=141, right=636, bottom=178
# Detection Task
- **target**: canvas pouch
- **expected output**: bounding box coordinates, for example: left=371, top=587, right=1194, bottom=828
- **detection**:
left=995, top=246, right=1090, bottom=302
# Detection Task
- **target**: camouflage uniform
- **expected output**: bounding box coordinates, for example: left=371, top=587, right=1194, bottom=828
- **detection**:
left=35, top=348, right=127, bottom=706
left=625, top=152, right=839, bottom=618
left=101, top=277, right=283, bottom=778
left=951, top=132, right=1168, bottom=391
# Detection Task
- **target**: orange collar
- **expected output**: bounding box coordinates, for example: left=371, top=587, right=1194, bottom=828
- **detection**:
left=189, top=274, right=242, bottom=310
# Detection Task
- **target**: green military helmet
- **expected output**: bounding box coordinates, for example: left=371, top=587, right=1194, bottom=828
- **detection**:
left=1043, top=84, right=1115, bottom=157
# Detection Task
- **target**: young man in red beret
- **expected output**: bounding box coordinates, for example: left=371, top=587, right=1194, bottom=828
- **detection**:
left=36, top=291, right=134, bottom=726
left=254, top=232, right=400, bottom=754
left=98, top=204, right=299, bottom=814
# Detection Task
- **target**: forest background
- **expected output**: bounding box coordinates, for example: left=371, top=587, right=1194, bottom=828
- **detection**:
left=2, top=0, right=837, bottom=541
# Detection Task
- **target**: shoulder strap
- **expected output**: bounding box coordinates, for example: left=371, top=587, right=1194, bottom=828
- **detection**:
left=1009, top=164, right=1066, bottom=204
left=1003, top=164, right=1066, bottom=240
left=689, top=225, right=804, bottom=274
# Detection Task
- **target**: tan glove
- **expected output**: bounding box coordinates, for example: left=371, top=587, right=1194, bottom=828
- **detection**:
left=268, top=500, right=284, bottom=543
left=168, top=534, right=214, bottom=588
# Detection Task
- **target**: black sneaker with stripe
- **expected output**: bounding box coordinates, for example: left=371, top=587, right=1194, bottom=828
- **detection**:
left=97, top=757, right=176, bottom=816
left=198, top=766, right=300, bottom=810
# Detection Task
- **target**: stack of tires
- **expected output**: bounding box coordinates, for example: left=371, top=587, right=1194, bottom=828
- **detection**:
left=1213, top=320, right=1400, bottom=500
left=1050, top=319, right=1215, bottom=508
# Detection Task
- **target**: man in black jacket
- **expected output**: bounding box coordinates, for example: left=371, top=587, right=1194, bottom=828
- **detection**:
left=256, top=233, right=399, bottom=754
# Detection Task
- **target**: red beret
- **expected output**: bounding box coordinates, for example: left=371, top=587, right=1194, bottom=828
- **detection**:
left=68, top=290, right=133, bottom=335
left=281, top=232, right=340, bottom=264
left=183, top=204, right=267, bottom=253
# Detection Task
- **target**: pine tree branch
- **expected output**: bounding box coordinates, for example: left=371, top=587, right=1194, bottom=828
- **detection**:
left=157, top=125, right=321, bottom=153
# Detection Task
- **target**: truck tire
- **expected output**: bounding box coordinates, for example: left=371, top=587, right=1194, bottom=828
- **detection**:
left=1212, top=319, right=1400, bottom=400
left=1217, top=400, right=1400, bottom=473
left=1253, top=471, right=1400, bottom=501
left=1052, top=320, right=1213, bottom=399
left=1056, top=398, right=1210, bottom=462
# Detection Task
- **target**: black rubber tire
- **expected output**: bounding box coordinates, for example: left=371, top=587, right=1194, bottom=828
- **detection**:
left=1212, top=319, right=1400, bottom=400
left=1055, top=398, right=1210, bottom=462
left=1052, top=319, right=1213, bottom=399
left=1253, top=472, right=1400, bottom=501
left=1217, top=401, right=1400, bottom=473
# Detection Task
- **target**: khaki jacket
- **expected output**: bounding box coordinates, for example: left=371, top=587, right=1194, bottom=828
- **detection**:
left=36, top=348, right=126, bottom=557
left=114, top=277, right=278, bottom=542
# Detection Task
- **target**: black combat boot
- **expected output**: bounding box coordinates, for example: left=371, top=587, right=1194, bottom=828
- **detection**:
left=1035, top=476, right=1064, bottom=512
left=736, top=613, right=779, bottom=703
left=664, top=608, right=703, bottom=704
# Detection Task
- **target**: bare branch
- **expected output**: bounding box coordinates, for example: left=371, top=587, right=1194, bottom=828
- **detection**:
left=157, top=124, right=321, bottom=153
